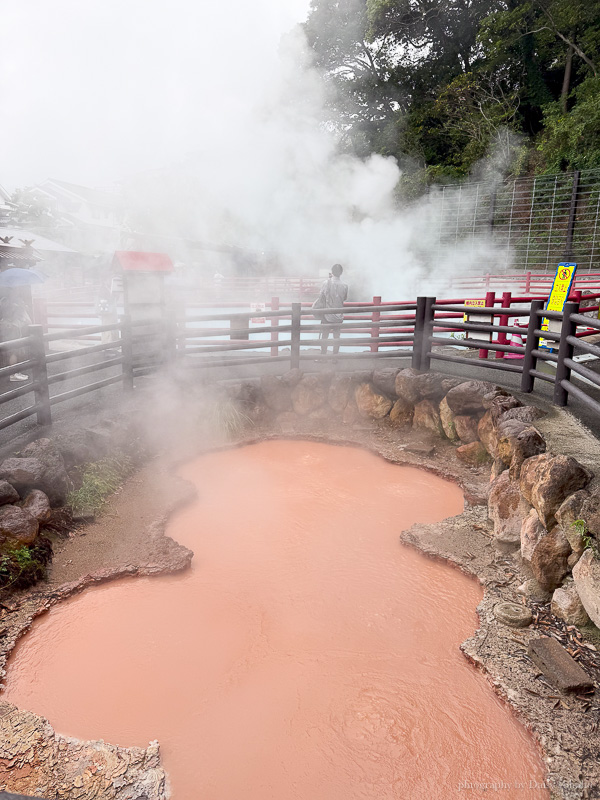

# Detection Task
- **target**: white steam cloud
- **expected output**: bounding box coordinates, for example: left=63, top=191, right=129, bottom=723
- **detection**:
left=1, top=0, right=508, bottom=299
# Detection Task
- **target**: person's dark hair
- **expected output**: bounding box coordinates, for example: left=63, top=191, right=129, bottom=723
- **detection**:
left=331, top=263, right=343, bottom=277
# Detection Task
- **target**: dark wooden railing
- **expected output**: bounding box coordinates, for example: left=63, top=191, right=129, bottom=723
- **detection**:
left=0, top=297, right=599, bottom=437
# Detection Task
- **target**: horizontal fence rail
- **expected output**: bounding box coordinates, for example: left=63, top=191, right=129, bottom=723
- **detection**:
left=0, top=292, right=599, bottom=436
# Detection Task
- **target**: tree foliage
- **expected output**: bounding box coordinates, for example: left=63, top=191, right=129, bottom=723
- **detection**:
left=305, top=0, right=600, bottom=181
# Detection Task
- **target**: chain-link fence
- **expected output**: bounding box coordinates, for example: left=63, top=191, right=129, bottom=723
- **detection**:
left=434, top=168, right=600, bottom=274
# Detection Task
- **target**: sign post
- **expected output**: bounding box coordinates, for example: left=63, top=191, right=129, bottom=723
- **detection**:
left=540, top=263, right=577, bottom=349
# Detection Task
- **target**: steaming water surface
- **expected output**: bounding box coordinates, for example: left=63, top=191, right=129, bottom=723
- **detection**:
left=3, top=441, right=548, bottom=798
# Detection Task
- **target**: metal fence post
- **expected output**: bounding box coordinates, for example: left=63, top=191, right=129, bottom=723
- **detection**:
left=120, top=314, right=134, bottom=392
left=564, top=170, right=581, bottom=261
left=420, top=297, right=436, bottom=372
left=553, top=300, right=579, bottom=406
left=521, top=299, right=544, bottom=393
left=479, top=291, right=496, bottom=359
left=412, top=296, right=426, bottom=370
left=291, top=303, right=301, bottom=370
left=28, top=325, right=51, bottom=427
left=495, top=291, right=512, bottom=359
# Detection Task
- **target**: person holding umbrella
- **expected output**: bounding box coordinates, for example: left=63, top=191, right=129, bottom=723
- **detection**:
left=0, top=267, right=44, bottom=382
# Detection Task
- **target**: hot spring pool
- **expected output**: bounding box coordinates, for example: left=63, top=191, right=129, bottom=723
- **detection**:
left=2, top=440, right=548, bottom=799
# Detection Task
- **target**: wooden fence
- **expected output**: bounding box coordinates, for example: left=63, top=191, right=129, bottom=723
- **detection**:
left=0, top=294, right=599, bottom=437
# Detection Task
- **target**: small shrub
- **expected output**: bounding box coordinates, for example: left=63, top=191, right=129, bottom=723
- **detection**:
left=202, top=396, right=253, bottom=439
left=572, top=519, right=599, bottom=557
left=0, top=537, right=52, bottom=592
left=67, top=456, right=133, bottom=517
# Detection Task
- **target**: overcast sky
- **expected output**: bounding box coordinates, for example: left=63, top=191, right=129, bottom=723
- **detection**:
left=1, top=0, right=311, bottom=190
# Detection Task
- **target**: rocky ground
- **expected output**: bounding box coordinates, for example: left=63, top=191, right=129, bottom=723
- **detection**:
left=0, top=368, right=599, bottom=799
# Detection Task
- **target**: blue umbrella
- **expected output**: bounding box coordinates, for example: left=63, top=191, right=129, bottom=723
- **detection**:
left=0, top=268, right=45, bottom=287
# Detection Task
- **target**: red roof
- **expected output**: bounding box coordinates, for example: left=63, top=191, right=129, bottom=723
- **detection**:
left=112, top=251, right=174, bottom=272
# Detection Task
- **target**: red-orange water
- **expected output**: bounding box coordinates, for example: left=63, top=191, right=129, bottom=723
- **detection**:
left=3, top=441, right=549, bottom=799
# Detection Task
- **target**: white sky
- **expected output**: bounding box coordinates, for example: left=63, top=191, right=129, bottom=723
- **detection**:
left=0, top=0, right=311, bottom=189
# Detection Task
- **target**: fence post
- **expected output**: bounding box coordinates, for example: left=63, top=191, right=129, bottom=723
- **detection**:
left=270, top=296, right=279, bottom=357
left=420, top=297, right=436, bottom=372
left=553, top=300, right=579, bottom=407
left=564, top=170, right=581, bottom=261
left=525, top=271, right=531, bottom=294
left=495, top=291, right=512, bottom=360
left=488, top=188, right=497, bottom=231
left=120, top=314, right=134, bottom=392
left=412, top=297, right=426, bottom=370
left=521, top=299, right=544, bottom=393
left=164, top=306, right=178, bottom=366
left=370, top=296, right=381, bottom=353
left=32, top=297, right=49, bottom=334
left=479, top=291, right=496, bottom=359
left=291, top=302, right=301, bottom=370
left=28, top=325, right=51, bottom=427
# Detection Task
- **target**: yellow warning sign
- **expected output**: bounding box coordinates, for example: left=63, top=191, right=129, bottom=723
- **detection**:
left=463, top=298, right=492, bottom=343
left=463, top=298, right=486, bottom=321
left=540, top=262, right=577, bottom=348
left=546, top=264, right=577, bottom=313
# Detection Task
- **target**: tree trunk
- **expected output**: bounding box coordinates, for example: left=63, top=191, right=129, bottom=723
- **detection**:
left=561, top=44, right=574, bottom=114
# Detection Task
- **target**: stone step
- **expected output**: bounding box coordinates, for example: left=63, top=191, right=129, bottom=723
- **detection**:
left=528, top=636, right=595, bottom=692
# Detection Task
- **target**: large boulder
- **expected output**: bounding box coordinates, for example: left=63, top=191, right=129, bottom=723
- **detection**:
left=280, top=368, right=304, bottom=387
left=394, top=368, right=422, bottom=404
left=0, top=505, right=39, bottom=545
left=20, top=490, right=52, bottom=523
left=456, top=441, right=490, bottom=466
left=454, top=415, right=480, bottom=444
left=372, top=368, right=399, bottom=398
left=501, top=405, right=546, bottom=424
left=556, top=488, right=600, bottom=549
left=520, top=454, right=592, bottom=529
left=488, top=471, right=531, bottom=551
left=414, top=373, right=447, bottom=400
left=260, top=375, right=293, bottom=413
left=520, top=508, right=547, bottom=562
left=0, top=458, right=46, bottom=489
left=292, top=375, right=327, bottom=416
left=389, top=398, right=413, bottom=428
left=531, top=527, right=572, bottom=591
left=439, top=397, right=459, bottom=442
left=444, top=381, right=505, bottom=415
left=496, top=421, right=546, bottom=480
left=551, top=583, right=590, bottom=626
left=328, top=374, right=352, bottom=413
left=412, top=399, right=444, bottom=437
left=477, top=396, right=523, bottom=458
left=556, top=490, right=590, bottom=558
left=355, top=383, right=393, bottom=419
left=478, top=411, right=500, bottom=457
left=0, top=481, right=19, bottom=506
left=20, top=438, right=72, bottom=505
left=573, top=549, right=600, bottom=627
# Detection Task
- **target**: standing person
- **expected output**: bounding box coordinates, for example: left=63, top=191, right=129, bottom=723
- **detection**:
left=0, top=289, right=32, bottom=381
left=315, top=264, right=348, bottom=355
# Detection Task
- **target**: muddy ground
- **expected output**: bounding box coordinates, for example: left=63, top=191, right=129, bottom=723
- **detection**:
left=0, top=394, right=599, bottom=799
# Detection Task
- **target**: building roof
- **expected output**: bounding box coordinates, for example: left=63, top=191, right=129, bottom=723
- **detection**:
left=112, top=251, right=174, bottom=272
left=0, top=244, right=42, bottom=262
left=0, top=228, right=76, bottom=253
